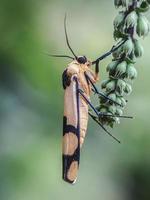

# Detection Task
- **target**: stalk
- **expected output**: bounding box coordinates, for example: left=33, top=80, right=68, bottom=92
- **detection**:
left=98, top=0, right=150, bottom=127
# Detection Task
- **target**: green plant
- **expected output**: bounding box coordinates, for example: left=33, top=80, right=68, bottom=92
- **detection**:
left=97, top=0, right=150, bottom=127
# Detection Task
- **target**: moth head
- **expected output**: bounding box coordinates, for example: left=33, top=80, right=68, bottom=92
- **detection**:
left=77, top=56, right=87, bottom=64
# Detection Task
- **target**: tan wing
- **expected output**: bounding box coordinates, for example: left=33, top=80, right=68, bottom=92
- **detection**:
left=62, top=74, right=80, bottom=184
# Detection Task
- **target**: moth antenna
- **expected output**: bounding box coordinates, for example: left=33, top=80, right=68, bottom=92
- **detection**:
left=64, top=14, right=77, bottom=59
left=44, top=52, right=74, bottom=60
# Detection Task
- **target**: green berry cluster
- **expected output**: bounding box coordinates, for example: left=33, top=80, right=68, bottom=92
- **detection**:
left=98, top=0, right=150, bottom=127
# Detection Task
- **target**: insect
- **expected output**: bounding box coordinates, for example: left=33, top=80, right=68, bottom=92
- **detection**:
left=49, top=15, right=132, bottom=184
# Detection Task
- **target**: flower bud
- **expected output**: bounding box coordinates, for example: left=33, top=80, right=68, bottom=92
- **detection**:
left=115, top=97, right=122, bottom=106
left=112, top=46, right=123, bottom=59
left=108, top=93, right=117, bottom=102
left=147, top=0, right=150, bottom=4
left=113, top=117, right=120, bottom=124
left=107, top=60, right=118, bottom=75
left=116, top=108, right=123, bottom=116
left=115, top=61, right=127, bottom=76
left=108, top=105, right=117, bottom=114
left=101, top=79, right=110, bottom=89
left=114, top=0, right=122, bottom=7
left=125, top=11, right=137, bottom=28
left=134, top=39, right=144, bottom=57
left=124, top=83, right=132, bottom=95
left=114, top=0, right=129, bottom=8
left=114, top=12, right=125, bottom=28
left=122, top=38, right=134, bottom=55
left=138, top=1, right=150, bottom=12
left=136, top=14, right=150, bottom=37
left=127, top=63, right=137, bottom=79
left=106, top=81, right=116, bottom=92
left=120, top=97, right=127, bottom=107
left=100, top=107, right=107, bottom=113
left=116, top=79, right=126, bottom=96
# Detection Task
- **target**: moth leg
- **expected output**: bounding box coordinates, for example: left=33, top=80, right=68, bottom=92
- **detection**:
left=88, top=112, right=120, bottom=143
left=84, top=72, right=122, bottom=107
left=78, top=88, right=99, bottom=116
left=92, top=40, right=128, bottom=75
left=78, top=88, right=133, bottom=119
left=92, top=39, right=127, bottom=65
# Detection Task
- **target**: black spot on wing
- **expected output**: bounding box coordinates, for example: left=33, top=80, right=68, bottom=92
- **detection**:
left=62, top=147, right=80, bottom=183
left=62, top=69, right=71, bottom=89
left=63, top=116, right=77, bottom=136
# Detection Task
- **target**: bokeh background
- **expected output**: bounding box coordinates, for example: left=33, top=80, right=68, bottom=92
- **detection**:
left=0, top=0, right=150, bottom=200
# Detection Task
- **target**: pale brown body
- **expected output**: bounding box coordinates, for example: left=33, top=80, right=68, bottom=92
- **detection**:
left=62, top=60, right=99, bottom=184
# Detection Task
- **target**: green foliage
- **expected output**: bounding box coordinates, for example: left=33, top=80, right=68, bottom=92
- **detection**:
left=98, top=0, right=150, bottom=127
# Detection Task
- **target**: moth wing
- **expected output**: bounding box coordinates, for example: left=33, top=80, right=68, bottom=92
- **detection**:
left=62, top=75, right=80, bottom=184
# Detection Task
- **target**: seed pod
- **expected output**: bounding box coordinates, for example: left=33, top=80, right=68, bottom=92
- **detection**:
left=108, top=93, right=117, bottom=103
left=106, top=60, right=118, bottom=74
left=113, top=117, right=120, bottom=124
left=134, top=39, right=144, bottom=57
left=112, top=46, right=123, bottom=59
left=115, top=61, right=127, bottom=77
left=114, top=0, right=129, bottom=8
left=116, top=79, right=126, bottom=96
left=108, top=105, right=117, bottom=114
left=116, top=108, right=123, bottom=116
left=147, top=0, right=150, bottom=4
left=138, top=1, right=150, bottom=12
left=100, top=107, right=107, bottom=113
left=124, top=83, right=132, bottom=95
left=136, top=14, right=150, bottom=37
left=122, top=38, right=134, bottom=55
left=120, top=97, right=127, bottom=107
left=114, top=12, right=125, bottom=28
left=114, top=0, right=122, bottom=7
left=125, top=11, right=137, bottom=28
left=106, top=80, right=116, bottom=92
left=115, top=97, right=122, bottom=106
left=127, top=63, right=137, bottom=79
left=101, top=79, right=110, bottom=89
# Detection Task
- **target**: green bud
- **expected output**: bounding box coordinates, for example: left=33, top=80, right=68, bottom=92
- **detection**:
left=106, top=81, right=116, bottom=92
left=122, top=38, right=134, bottom=55
left=107, top=60, right=118, bottom=74
left=147, top=0, right=150, bottom=4
left=112, top=46, right=123, bottom=59
left=101, top=79, right=110, bottom=89
left=108, top=93, right=117, bottom=102
left=138, top=1, right=150, bottom=12
left=127, top=63, right=137, bottom=80
left=115, top=61, right=127, bottom=77
left=121, top=0, right=129, bottom=7
left=114, top=0, right=122, bottom=7
left=120, top=97, right=127, bottom=107
left=114, top=0, right=129, bottom=8
left=113, top=117, right=120, bottom=124
left=116, top=108, right=123, bottom=116
left=100, top=107, right=107, bottom=113
left=136, top=14, right=150, bottom=37
left=134, top=39, right=144, bottom=57
left=115, top=97, right=122, bottom=106
left=108, top=105, right=117, bottom=114
left=124, top=83, right=132, bottom=95
left=114, top=12, right=125, bottom=28
left=125, top=11, right=137, bottom=28
left=116, top=79, right=126, bottom=96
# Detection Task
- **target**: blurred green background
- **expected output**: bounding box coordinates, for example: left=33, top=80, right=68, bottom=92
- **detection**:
left=0, top=0, right=150, bottom=200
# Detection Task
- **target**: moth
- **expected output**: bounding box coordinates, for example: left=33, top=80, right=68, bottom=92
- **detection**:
left=49, top=15, right=132, bottom=184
